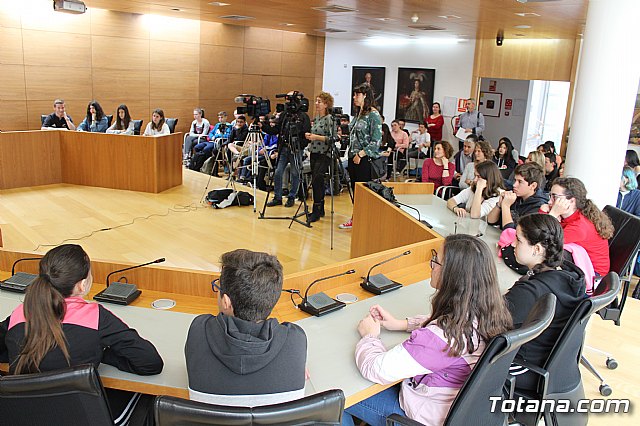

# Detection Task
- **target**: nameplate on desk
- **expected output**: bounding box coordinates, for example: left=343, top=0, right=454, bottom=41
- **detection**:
left=0, top=272, right=37, bottom=293
left=93, top=282, right=141, bottom=305
left=361, top=273, right=403, bottom=295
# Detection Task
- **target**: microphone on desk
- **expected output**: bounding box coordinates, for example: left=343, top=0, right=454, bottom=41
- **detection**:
left=0, top=257, right=41, bottom=293
left=361, top=251, right=411, bottom=295
left=94, top=258, right=165, bottom=306
left=395, top=201, right=433, bottom=228
left=299, top=269, right=356, bottom=317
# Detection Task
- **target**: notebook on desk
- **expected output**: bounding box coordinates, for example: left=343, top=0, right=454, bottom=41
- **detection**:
left=0, top=272, right=37, bottom=293
left=93, top=282, right=141, bottom=305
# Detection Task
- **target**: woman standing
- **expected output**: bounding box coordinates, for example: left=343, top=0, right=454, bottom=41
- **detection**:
left=143, top=108, right=170, bottom=136
left=77, top=100, right=108, bottom=133
left=426, top=102, right=444, bottom=141
left=106, top=104, right=134, bottom=135
left=421, top=140, right=454, bottom=191
left=339, top=83, right=383, bottom=230
left=305, top=92, right=335, bottom=223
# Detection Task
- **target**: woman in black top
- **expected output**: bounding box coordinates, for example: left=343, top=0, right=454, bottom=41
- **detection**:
left=493, top=137, right=517, bottom=182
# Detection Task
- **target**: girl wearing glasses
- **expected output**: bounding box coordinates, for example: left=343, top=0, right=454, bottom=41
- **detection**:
left=447, top=160, right=505, bottom=219
left=540, top=177, right=613, bottom=276
left=342, top=235, right=512, bottom=426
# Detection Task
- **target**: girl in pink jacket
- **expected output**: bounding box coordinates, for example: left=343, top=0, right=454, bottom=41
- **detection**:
left=343, top=235, right=512, bottom=426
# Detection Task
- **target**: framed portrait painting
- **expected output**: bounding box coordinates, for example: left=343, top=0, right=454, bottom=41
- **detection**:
left=395, top=68, right=435, bottom=123
left=351, top=66, right=386, bottom=115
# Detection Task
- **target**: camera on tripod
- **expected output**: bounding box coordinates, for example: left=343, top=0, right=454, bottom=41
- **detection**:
left=235, top=94, right=271, bottom=117
left=328, top=106, right=343, bottom=116
left=275, top=91, right=309, bottom=114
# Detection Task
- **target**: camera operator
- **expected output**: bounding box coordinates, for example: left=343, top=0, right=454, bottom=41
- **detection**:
left=304, top=92, right=335, bottom=222
left=264, top=91, right=311, bottom=208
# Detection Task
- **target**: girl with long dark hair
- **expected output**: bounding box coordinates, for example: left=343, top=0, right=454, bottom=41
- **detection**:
left=77, top=100, right=108, bottom=133
left=107, top=104, right=134, bottom=135
left=447, top=160, right=505, bottom=219
left=342, top=235, right=512, bottom=426
left=143, top=108, right=170, bottom=136
left=493, top=137, right=517, bottom=181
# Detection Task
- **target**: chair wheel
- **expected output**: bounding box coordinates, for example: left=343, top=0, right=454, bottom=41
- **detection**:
left=599, top=384, right=612, bottom=396
left=606, top=358, right=618, bottom=369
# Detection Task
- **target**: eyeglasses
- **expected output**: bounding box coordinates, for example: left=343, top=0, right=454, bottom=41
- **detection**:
left=430, top=249, right=442, bottom=269
left=549, top=193, right=570, bottom=201
left=211, top=278, right=221, bottom=293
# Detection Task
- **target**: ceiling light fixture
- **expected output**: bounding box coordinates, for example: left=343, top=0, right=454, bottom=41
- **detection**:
left=514, top=25, right=532, bottom=29
left=411, top=13, right=419, bottom=23
left=515, top=12, right=540, bottom=17
left=208, top=2, right=230, bottom=5
left=438, top=15, right=461, bottom=19
left=280, top=23, right=295, bottom=26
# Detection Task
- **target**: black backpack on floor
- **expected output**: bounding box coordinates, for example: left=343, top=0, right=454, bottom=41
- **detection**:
left=189, top=152, right=209, bottom=171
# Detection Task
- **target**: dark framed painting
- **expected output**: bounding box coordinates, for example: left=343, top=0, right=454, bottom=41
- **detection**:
left=395, top=68, right=436, bottom=123
left=351, top=66, right=386, bottom=116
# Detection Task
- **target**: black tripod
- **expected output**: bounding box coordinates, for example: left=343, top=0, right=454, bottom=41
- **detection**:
left=200, top=137, right=232, bottom=204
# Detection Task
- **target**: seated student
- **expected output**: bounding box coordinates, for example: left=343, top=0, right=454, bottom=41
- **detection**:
left=195, top=111, right=232, bottom=157
left=143, top=108, right=170, bottom=136
left=0, top=244, right=163, bottom=424
left=625, top=149, right=640, bottom=178
left=459, top=140, right=493, bottom=190
left=342, top=235, right=512, bottom=426
left=106, top=104, right=134, bottom=135
left=544, top=140, right=562, bottom=167
left=225, top=115, right=249, bottom=173
left=183, top=108, right=211, bottom=161
left=185, top=249, right=306, bottom=406
left=385, top=119, right=410, bottom=175
left=526, top=150, right=545, bottom=170
left=543, top=152, right=559, bottom=192
left=453, top=134, right=476, bottom=186
left=77, top=100, right=109, bottom=133
left=421, top=140, right=454, bottom=191
left=617, top=166, right=640, bottom=216
left=42, top=98, right=76, bottom=130
left=493, top=137, right=517, bottom=182
left=505, top=214, right=587, bottom=391
left=487, top=163, right=548, bottom=229
left=447, top=160, right=504, bottom=219
left=540, top=177, right=614, bottom=276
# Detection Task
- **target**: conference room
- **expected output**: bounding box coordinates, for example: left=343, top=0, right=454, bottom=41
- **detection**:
left=1, top=0, right=639, bottom=425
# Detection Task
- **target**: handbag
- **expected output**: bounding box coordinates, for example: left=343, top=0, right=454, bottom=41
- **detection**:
left=369, top=155, right=386, bottom=179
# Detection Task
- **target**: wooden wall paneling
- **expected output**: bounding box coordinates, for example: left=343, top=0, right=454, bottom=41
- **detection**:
left=200, top=21, right=244, bottom=47
left=282, top=32, right=317, bottom=55
left=100, top=99, right=151, bottom=127
left=153, top=133, right=184, bottom=192
left=243, top=27, right=283, bottom=51
left=199, top=100, right=238, bottom=120
left=19, top=2, right=91, bottom=34
left=383, top=182, right=435, bottom=195
left=0, top=27, right=25, bottom=64
left=281, top=52, right=317, bottom=78
left=150, top=71, right=199, bottom=100
left=350, top=183, right=441, bottom=258
left=92, top=68, right=150, bottom=101
left=0, top=101, right=29, bottom=131
left=281, top=77, right=315, bottom=100
left=241, top=75, right=263, bottom=98
left=0, top=131, right=62, bottom=189
left=0, top=4, right=22, bottom=28
left=89, top=8, right=150, bottom=39
left=24, top=66, right=93, bottom=101
left=149, top=40, right=199, bottom=71
left=148, top=15, right=200, bottom=43
left=0, top=65, right=27, bottom=100
left=25, top=100, right=84, bottom=131
left=91, top=35, right=150, bottom=70
left=199, top=44, right=244, bottom=73
left=243, top=48, right=282, bottom=76
left=262, top=75, right=283, bottom=100
left=148, top=99, right=199, bottom=134
left=22, top=30, right=91, bottom=67
left=199, top=72, right=244, bottom=101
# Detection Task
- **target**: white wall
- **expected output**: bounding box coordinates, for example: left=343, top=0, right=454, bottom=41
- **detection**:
left=322, top=38, right=475, bottom=140
left=478, top=78, right=531, bottom=151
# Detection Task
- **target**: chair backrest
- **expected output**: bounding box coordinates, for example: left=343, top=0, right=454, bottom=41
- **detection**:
left=40, top=114, right=47, bottom=125
left=106, top=114, right=113, bottom=127
left=132, top=119, right=143, bottom=135
left=542, top=272, right=621, bottom=395
left=166, top=118, right=178, bottom=133
left=0, top=364, right=113, bottom=426
left=443, top=293, right=557, bottom=426
left=601, top=205, right=640, bottom=324
left=154, top=389, right=345, bottom=426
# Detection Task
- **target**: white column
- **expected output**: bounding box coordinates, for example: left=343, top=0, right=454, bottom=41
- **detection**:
left=565, top=0, right=640, bottom=208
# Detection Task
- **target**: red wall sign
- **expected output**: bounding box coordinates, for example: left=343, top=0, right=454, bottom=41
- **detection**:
left=505, top=99, right=513, bottom=110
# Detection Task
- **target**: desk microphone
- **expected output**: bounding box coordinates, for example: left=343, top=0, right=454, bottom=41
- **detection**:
left=0, top=257, right=41, bottom=293
left=299, top=269, right=355, bottom=317
left=361, top=251, right=411, bottom=295
left=395, top=201, right=432, bottom=228
left=94, top=258, right=165, bottom=306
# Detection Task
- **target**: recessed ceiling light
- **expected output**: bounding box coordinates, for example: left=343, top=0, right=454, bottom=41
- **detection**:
left=208, top=2, right=230, bottom=6
left=514, top=33, right=526, bottom=37
left=514, top=25, right=532, bottom=29
left=171, top=8, right=182, bottom=12
left=219, top=15, right=255, bottom=20
left=280, top=23, right=295, bottom=26
left=515, top=12, right=540, bottom=17
left=375, top=17, right=393, bottom=21
left=438, top=15, right=461, bottom=19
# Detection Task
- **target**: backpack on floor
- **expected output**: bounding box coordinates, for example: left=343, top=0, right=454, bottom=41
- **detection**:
left=189, top=151, right=208, bottom=171
left=207, top=189, right=254, bottom=209
left=200, top=156, right=214, bottom=175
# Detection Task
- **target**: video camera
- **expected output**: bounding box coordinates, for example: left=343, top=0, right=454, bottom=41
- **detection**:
left=275, top=91, right=309, bottom=114
left=328, top=106, right=343, bottom=116
left=235, top=94, right=271, bottom=117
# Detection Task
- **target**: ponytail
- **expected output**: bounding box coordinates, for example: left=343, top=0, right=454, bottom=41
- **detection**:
left=13, top=244, right=90, bottom=374
left=518, top=214, right=565, bottom=274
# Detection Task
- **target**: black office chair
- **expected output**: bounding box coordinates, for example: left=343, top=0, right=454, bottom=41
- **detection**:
left=132, top=119, right=144, bottom=135
left=386, top=293, right=558, bottom=426
left=580, top=205, right=640, bottom=395
left=40, top=114, right=47, bottom=126
left=0, top=364, right=113, bottom=426
left=165, top=118, right=178, bottom=134
left=106, top=114, right=113, bottom=127
left=512, top=272, right=621, bottom=426
left=154, top=389, right=345, bottom=425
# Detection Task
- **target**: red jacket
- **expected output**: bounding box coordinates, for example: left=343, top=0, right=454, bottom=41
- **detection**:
left=560, top=211, right=610, bottom=276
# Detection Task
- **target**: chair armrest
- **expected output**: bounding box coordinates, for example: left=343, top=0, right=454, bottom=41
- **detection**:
left=512, top=357, right=549, bottom=397
left=505, top=374, right=516, bottom=399
left=386, top=413, right=425, bottom=426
